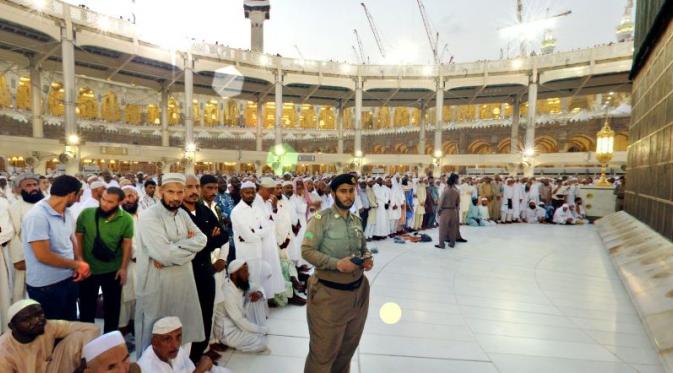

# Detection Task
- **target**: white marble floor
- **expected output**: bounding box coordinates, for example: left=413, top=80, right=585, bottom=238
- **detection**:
left=216, top=224, right=665, bottom=373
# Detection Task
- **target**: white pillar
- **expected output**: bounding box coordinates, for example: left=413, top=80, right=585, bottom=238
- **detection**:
left=434, top=78, right=444, bottom=155
left=274, top=71, right=282, bottom=146
left=184, top=52, right=195, bottom=174
left=30, top=65, right=43, bottom=138
left=61, top=11, right=79, bottom=174
left=160, top=83, right=169, bottom=147
left=337, top=102, right=344, bottom=154
left=474, top=104, right=480, bottom=120
left=525, top=72, right=538, bottom=153
left=418, top=102, right=426, bottom=155
left=354, top=76, right=363, bottom=156
left=199, top=100, right=205, bottom=127
left=510, top=96, right=520, bottom=153
left=256, top=99, right=263, bottom=151
left=389, top=106, right=395, bottom=127
left=314, top=105, right=321, bottom=129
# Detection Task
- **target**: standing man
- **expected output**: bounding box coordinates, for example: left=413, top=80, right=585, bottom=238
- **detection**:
left=38, top=175, right=51, bottom=199
left=436, top=173, right=463, bottom=249
left=76, top=187, right=133, bottom=333
left=135, top=173, right=207, bottom=356
left=119, top=185, right=140, bottom=337
left=181, top=175, right=229, bottom=363
left=22, top=175, right=91, bottom=320
left=302, top=174, right=373, bottom=373
left=139, top=179, right=158, bottom=212
left=8, top=174, right=44, bottom=302
left=216, top=176, right=240, bottom=263
left=72, top=180, right=106, bottom=219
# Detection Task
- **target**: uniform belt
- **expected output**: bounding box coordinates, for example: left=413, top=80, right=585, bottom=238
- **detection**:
left=318, top=276, right=363, bottom=291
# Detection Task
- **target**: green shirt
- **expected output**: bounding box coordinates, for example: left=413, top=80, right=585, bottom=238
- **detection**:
left=76, top=207, right=134, bottom=275
left=301, top=206, right=370, bottom=284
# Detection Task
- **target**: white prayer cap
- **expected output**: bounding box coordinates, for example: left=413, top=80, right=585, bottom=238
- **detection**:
left=274, top=179, right=283, bottom=186
left=121, top=185, right=137, bottom=193
left=0, top=175, right=6, bottom=180
left=228, top=259, right=246, bottom=274
left=87, top=175, right=98, bottom=183
left=240, top=181, right=256, bottom=190
left=7, top=299, right=39, bottom=323
left=162, top=173, right=186, bottom=186
left=282, top=180, right=293, bottom=187
left=259, top=177, right=275, bottom=188
left=90, top=181, right=107, bottom=190
left=303, top=177, right=312, bottom=182
left=83, top=331, right=125, bottom=362
left=562, top=203, right=569, bottom=208
left=152, top=316, right=182, bottom=335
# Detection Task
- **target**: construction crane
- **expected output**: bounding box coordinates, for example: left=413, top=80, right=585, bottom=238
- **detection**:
left=360, top=2, right=386, bottom=59
left=293, top=44, right=305, bottom=60
left=417, top=0, right=440, bottom=64
left=500, top=0, right=571, bottom=56
left=352, top=29, right=367, bottom=64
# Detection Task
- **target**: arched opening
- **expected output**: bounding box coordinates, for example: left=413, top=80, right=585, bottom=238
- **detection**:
left=534, top=136, right=559, bottom=153
left=101, top=91, right=121, bottom=122
left=467, top=139, right=492, bottom=154
left=168, top=96, right=181, bottom=125
left=76, top=87, right=98, bottom=120
left=48, top=82, right=65, bottom=116
left=567, top=134, right=595, bottom=153
left=15, top=76, right=31, bottom=110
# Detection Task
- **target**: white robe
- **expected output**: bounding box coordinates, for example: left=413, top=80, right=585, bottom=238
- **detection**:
left=8, top=198, right=40, bottom=302
left=119, top=213, right=139, bottom=328
left=528, top=182, right=541, bottom=204
left=138, top=344, right=231, bottom=373
left=135, top=203, right=208, bottom=357
left=513, top=183, right=525, bottom=219
left=459, top=184, right=477, bottom=223
left=70, top=196, right=98, bottom=221
left=231, top=201, right=274, bottom=297
left=501, top=184, right=515, bottom=221
left=289, top=194, right=309, bottom=266
left=553, top=208, right=575, bottom=224
left=252, top=195, right=286, bottom=296
left=0, top=199, right=14, bottom=332
left=372, top=184, right=390, bottom=237
left=523, top=206, right=546, bottom=223
left=212, top=279, right=268, bottom=353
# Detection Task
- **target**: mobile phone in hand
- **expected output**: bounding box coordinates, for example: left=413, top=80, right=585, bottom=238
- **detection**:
left=350, top=256, right=364, bottom=267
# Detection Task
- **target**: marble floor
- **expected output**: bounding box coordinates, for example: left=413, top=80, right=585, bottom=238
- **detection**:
left=217, top=224, right=665, bottom=373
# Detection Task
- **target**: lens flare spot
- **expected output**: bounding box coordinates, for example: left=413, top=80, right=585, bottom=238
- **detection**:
left=379, top=302, right=402, bottom=325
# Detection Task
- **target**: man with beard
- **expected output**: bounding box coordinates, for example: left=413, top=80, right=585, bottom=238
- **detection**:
left=273, top=179, right=306, bottom=305
left=212, top=260, right=269, bottom=352
left=0, top=175, right=15, bottom=202
left=436, top=173, right=464, bottom=249
left=139, top=179, right=158, bottom=212
left=135, top=173, right=207, bottom=357
left=371, top=177, right=390, bottom=239
left=72, top=180, right=106, bottom=219
left=8, top=174, right=44, bottom=303
left=302, top=174, right=373, bottom=373
left=315, top=180, right=334, bottom=210
left=119, top=185, right=140, bottom=338
left=181, top=175, right=229, bottom=363
left=216, top=176, right=240, bottom=263
left=76, top=187, right=133, bottom=333
left=38, top=175, right=50, bottom=198
left=22, top=175, right=90, bottom=320
left=0, top=299, right=100, bottom=372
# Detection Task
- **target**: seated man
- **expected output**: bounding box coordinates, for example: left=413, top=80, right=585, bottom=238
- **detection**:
left=138, top=316, right=230, bottom=373
left=553, top=204, right=576, bottom=225
left=477, top=197, right=496, bottom=225
left=212, top=259, right=269, bottom=353
left=0, top=299, right=100, bottom=373
left=572, top=197, right=587, bottom=224
left=81, top=331, right=140, bottom=373
left=522, top=200, right=546, bottom=224
left=465, top=197, right=488, bottom=226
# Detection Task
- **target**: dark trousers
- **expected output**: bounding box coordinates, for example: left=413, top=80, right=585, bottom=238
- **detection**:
left=190, top=272, right=216, bottom=363
left=27, top=278, right=79, bottom=321
left=360, top=208, right=369, bottom=230
left=78, top=272, right=122, bottom=333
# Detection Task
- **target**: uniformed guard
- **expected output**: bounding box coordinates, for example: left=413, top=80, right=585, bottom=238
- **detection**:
left=302, top=173, right=373, bottom=373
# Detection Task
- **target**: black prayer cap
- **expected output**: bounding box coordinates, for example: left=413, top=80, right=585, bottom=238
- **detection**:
left=330, top=173, right=357, bottom=191
left=200, top=174, right=218, bottom=186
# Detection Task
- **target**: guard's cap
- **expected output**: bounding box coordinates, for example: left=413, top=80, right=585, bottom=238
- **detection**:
left=330, top=173, right=357, bottom=191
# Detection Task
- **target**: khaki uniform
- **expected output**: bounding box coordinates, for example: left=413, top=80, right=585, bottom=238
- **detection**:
left=302, top=206, right=371, bottom=373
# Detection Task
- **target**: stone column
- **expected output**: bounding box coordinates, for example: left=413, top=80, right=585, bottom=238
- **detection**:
left=389, top=106, right=395, bottom=127
left=434, top=78, right=444, bottom=156
left=354, top=76, right=363, bottom=156
left=418, top=102, right=426, bottom=155
left=314, top=105, right=321, bottom=129
left=61, top=10, right=79, bottom=174
left=255, top=98, right=263, bottom=151
left=183, top=52, right=195, bottom=174
left=510, top=96, right=520, bottom=153
left=274, top=71, right=283, bottom=146
left=199, top=100, right=205, bottom=127
left=30, top=65, right=43, bottom=138
left=337, top=101, right=344, bottom=154
left=474, top=104, right=480, bottom=120
left=238, top=101, right=245, bottom=127
left=160, top=82, right=169, bottom=147
left=525, top=71, right=538, bottom=153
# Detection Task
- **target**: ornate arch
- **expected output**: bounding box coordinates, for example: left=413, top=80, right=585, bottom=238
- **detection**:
left=101, top=91, right=121, bottom=122
left=467, top=139, right=492, bottom=154
left=496, top=138, right=523, bottom=154
left=566, top=134, right=595, bottom=153
left=48, top=82, right=65, bottom=116
left=442, top=141, right=459, bottom=155
left=76, top=87, right=98, bottom=120
left=534, top=135, right=559, bottom=153
left=614, top=132, right=629, bottom=151
left=15, top=76, right=31, bottom=110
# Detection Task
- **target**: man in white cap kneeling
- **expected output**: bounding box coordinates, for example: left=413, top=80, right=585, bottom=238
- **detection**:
left=212, top=259, right=269, bottom=353
left=138, top=316, right=231, bottom=373
left=0, top=299, right=100, bottom=372
left=81, top=331, right=139, bottom=373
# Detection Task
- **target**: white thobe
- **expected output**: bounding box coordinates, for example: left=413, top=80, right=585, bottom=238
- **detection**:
left=289, top=195, right=309, bottom=266
left=0, top=199, right=14, bottom=332
left=372, top=184, right=390, bottom=237
left=459, top=184, right=477, bottom=223
left=388, top=182, right=404, bottom=231
left=501, top=184, right=515, bottom=221
left=477, top=205, right=490, bottom=220
left=135, top=204, right=207, bottom=357
left=523, top=206, right=546, bottom=223
left=139, top=194, right=158, bottom=213
left=7, top=198, right=39, bottom=302
left=528, top=182, right=541, bottom=204
left=553, top=208, right=575, bottom=224
left=212, top=279, right=268, bottom=353
left=119, top=213, right=139, bottom=328
left=70, top=196, right=99, bottom=221
left=231, top=201, right=273, bottom=296
left=252, top=195, right=286, bottom=296
left=513, top=183, right=525, bottom=219
left=138, top=344, right=231, bottom=373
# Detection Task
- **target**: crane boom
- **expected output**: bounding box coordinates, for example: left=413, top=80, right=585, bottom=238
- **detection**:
left=353, top=29, right=366, bottom=64
left=417, top=0, right=439, bottom=63
left=360, top=2, right=385, bottom=58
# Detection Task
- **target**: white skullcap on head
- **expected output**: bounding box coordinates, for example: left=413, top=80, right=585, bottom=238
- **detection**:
left=7, top=299, right=39, bottom=323
left=240, top=181, right=256, bottom=189
left=90, top=181, right=107, bottom=190
left=259, top=177, right=275, bottom=188
left=87, top=175, right=98, bottom=183
left=121, top=185, right=137, bottom=193
left=152, top=316, right=182, bottom=335
left=82, top=331, right=125, bottom=362
left=274, top=179, right=283, bottom=186
left=562, top=203, right=569, bottom=208
left=162, top=173, right=186, bottom=186
left=303, top=177, right=312, bottom=182
left=228, top=259, right=246, bottom=274
left=282, top=180, right=293, bottom=187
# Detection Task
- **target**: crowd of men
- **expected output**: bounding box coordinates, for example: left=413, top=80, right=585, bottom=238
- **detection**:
left=0, top=169, right=623, bottom=372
